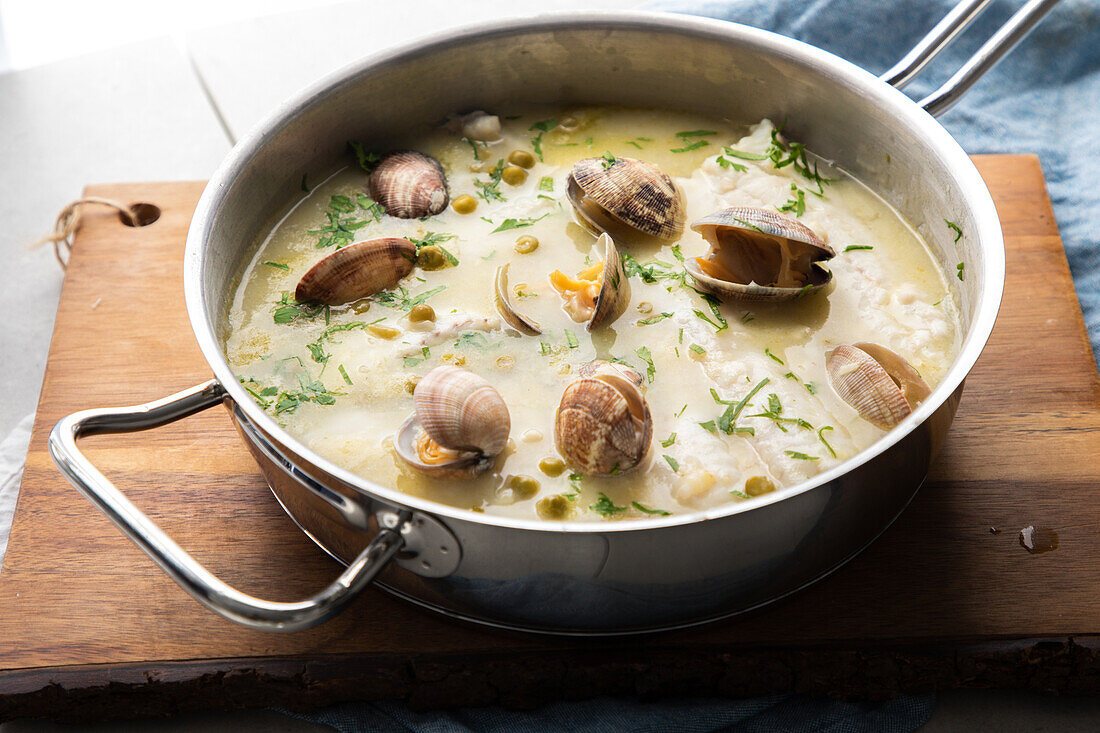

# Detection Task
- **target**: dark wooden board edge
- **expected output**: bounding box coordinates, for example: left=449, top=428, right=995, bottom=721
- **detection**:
left=5, top=637, right=1100, bottom=722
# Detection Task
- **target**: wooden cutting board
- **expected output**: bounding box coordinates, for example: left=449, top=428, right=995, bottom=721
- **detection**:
left=3, top=155, right=1100, bottom=721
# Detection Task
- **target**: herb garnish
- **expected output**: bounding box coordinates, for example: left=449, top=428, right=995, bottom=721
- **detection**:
left=632, top=502, right=671, bottom=516
left=347, top=141, right=381, bottom=173
left=601, top=151, right=618, bottom=169
left=661, top=432, right=677, bottom=447
left=565, top=330, right=579, bottom=349
left=778, top=183, right=806, bottom=217
left=474, top=159, right=507, bottom=202
left=635, top=346, right=656, bottom=383
left=662, top=455, right=679, bottom=472
left=716, top=156, right=748, bottom=172
left=722, top=147, right=768, bottom=161
left=957, top=262, right=965, bottom=281
left=263, top=261, right=289, bottom=271
left=765, top=124, right=835, bottom=196
left=591, top=492, right=626, bottom=517
left=689, top=344, right=706, bottom=355
left=714, top=377, right=770, bottom=435
left=403, top=346, right=431, bottom=368
left=844, top=245, right=874, bottom=252
left=747, top=393, right=813, bottom=432
left=637, top=312, right=673, bottom=326
left=945, top=219, right=963, bottom=244
left=538, top=176, right=554, bottom=192
left=670, top=140, right=708, bottom=153
left=529, top=118, right=558, bottom=162
left=338, top=364, right=353, bottom=385
left=272, top=292, right=326, bottom=324
left=406, top=232, right=459, bottom=266
left=564, top=471, right=583, bottom=501
left=372, top=284, right=447, bottom=311
left=785, top=450, right=819, bottom=461
left=491, top=213, right=550, bottom=233
left=818, top=425, right=837, bottom=458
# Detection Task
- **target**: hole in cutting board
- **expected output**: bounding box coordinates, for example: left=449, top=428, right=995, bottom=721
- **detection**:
left=120, top=202, right=161, bottom=227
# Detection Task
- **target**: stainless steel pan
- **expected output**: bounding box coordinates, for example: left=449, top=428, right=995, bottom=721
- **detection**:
left=50, top=0, right=1058, bottom=634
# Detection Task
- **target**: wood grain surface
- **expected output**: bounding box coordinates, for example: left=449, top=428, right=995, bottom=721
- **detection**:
left=2, top=156, right=1099, bottom=718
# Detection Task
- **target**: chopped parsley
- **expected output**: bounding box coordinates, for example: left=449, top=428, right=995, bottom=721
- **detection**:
left=620, top=252, right=687, bottom=286
left=565, top=330, right=579, bottom=348
left=347, top=141, right=381, bottom=173
left=637, top=312, right=673, bottom=326
left=454, top=332, right=491, bottom=350
left=538, top=176, right=554, bottom=192
left=662, top=454, right=679, bottom=472
left=945, top=219, right=963, bottom=243
left=540, top=341, right=551, bottom=356
left=529, top=118, right=558, bottom=162
left=462, top=136, right=487, bottom=161
left=406, top=232, right=459, bottom=266
left=785, top=450, right=820, bottom=461
left=778, top=183, right=806, bottom=217
left=601, top=151, right=618, bottom=169
left=338, top=364, right=353, bottom=385
left=670, top=139, right=708, bottom=153
left=765, top=347, right=784, bottom=364
left=699, top=420, right=717, bottom=434
left=632, top=502, right=671, bottom=516
left=372, top=284, right=447, bottom=311
left=689, top=344, right=706, bottom=355
left=491, top=213, right=550, bottom=233
left=661, top=432, right=677, bottom=447
left=957, top=262, right=965, bottom=281
left=716, top=156, right=748, bottom=172
left=635, top=346, right=656, bottom=383
left=676, top=129, right=718, bottom=138
left=564, top=472, right=583, bottom=501
left=262, top=261, right=289, bottom=271
left=590, top=492, right=626, bottom=517
left=730, top=490, right=752, bottom=500
left=474, top=159, right=506, bottom=202
left=272, top=292, right=325, bottom=324
left=722, top=146, right=768, bottom=161
left=765, top=124, right=835, bottom=196
left=403, top=346, right=431, bottom=368
left=818, top=426, right=837, bottom=458
left=844, top=245, right=874, bottom=252
left=715, top=377, right=770, bottom=435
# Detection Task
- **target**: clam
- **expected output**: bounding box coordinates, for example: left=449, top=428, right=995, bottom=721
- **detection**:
left=555, top=360, right=653, bottom=476
left=548, top=233, right=630, bottom=331
left=395, top=365, right=511, bottom=478
left=369, top=150, right=449, bottom=218
left=567, top=156, right=685, bottom=242
left=685, top=208, right=835, bottom=302
left=825, top=342, right=931, bottom=430
left=495, top=263, right=541, bottom=335
left=296, top=237, right=416, bottom=305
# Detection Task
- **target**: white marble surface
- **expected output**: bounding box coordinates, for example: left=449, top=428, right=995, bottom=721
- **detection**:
left=0, top=1, right=1093, bottom=729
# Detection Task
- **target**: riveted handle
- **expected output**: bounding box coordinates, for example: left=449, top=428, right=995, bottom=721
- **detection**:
left=48, top=380, right=407, bottom=631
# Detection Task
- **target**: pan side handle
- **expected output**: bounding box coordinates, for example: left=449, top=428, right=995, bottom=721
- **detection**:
left=881, top=0, right=1061, bottom=117
left=48, top=379, right=407, bottom=632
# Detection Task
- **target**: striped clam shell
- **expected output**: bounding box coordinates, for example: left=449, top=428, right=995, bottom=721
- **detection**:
left=395, top=366, right=511, bottom=478
left=567, top=156, right=685, bottom=242
left=686, top=207, right=835, bottom=303
left=369, top=150, right=449, bottom=218
left=826, top=343, right=930, bottom=430
left=295, top=237, right=416, bottom=305
left=554, top=360, right=652, bottom=476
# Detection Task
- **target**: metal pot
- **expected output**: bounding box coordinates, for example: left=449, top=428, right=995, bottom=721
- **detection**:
left=50, top=1, right=1056, bottom=634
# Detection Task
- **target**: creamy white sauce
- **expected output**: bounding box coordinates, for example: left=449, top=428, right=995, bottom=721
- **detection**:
left=224, top=108, right=960, bottom=521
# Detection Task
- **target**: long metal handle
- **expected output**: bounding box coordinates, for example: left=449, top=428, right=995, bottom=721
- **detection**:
left=48, top=380, right=408, bottom=632
left=881, top=0, right=993, bottom=90
left=882, top=0, right=1062, bottom=116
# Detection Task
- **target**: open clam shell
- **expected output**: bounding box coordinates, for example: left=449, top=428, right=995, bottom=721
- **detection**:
left=295, top=237, right=416, bottom=305
left=369, top=150, right=449, bottom=218
left=686, top=207, right=835, bottom=302
left=495, top=263, right=541, bottom=335
left=554, top=360, right=652, bottom=476
left=549, top=233, right=631, bottom=332
left=395, top=366, right=511, bottom=477
left=826, top=343, right=930, bottom=430
left=588, top=233, right=631, bottom=331
left=567, top=156, right=684, bottom=242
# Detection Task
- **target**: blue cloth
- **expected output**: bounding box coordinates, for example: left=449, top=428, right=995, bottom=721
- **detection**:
left=288, top=2, right=1098, bottom=729
left=652, top=0, right=1100, bottom=365
left=282, top=693, right=933, bottom=732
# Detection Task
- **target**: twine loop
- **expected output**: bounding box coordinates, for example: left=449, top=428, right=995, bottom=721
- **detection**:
left=35, top=197, right=139, bottom=269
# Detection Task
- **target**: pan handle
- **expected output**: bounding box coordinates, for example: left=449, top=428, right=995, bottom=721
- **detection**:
left=882, top=0, right=1062, bottom=117
left=48, top=379, right=408, bottom=632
